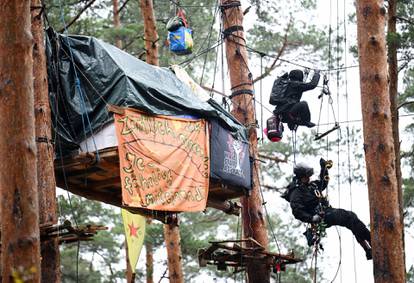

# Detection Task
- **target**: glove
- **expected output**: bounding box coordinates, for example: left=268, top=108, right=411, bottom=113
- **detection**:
left=319, top=158, right=326, bottom=168
left=320, top=158, right=333, bottom=169
left=311, top=214, right=322, bottom=223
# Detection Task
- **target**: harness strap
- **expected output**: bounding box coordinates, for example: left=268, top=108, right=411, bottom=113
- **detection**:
left=229, top=88, right=254, bottom=99
left=220, top=1, right=241, bottom=11
left=222, top=25, right=244, bottom=40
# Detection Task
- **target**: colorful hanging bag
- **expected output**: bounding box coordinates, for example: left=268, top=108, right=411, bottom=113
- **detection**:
left=168, top=9, right=193, bottom=55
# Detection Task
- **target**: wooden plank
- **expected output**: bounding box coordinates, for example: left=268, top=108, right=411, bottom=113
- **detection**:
left=107, top=104, right=125, bottom=115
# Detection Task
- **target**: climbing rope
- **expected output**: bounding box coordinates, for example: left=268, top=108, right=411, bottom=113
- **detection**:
left=343, top=0, right=358, bottom=280
left=314, top=74, right=340, bottom=141
left=259, top=55, right=264, bottom=143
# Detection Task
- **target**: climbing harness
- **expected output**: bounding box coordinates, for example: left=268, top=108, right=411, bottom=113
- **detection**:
left=315, top=74, right=340, bottom=141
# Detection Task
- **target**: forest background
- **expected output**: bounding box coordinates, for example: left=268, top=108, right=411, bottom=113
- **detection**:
left=43, top=0, right=414, bottom=282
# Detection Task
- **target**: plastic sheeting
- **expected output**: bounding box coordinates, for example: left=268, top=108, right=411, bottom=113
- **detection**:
left=46, top=29, right=248, bottom=156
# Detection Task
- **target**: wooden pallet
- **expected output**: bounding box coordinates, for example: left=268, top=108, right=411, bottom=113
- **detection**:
left=55, top=147, right=247, bottom=223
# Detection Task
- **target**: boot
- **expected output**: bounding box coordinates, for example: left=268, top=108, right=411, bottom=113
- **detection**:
left=304, top=121, right=316, bottom=128
left=357, top=238, right=372, bottom=260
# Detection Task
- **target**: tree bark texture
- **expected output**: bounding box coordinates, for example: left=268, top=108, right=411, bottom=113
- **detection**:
left=356, top=1, right=406, bottom=282
left=113, top=0, right=122, bottom=48
left=139, top=0, right=159, bottom=65
left=163, top=224, right=184, bottom=283
left=145, top=241, right=154, bottom=283
left=220, top=1, right=270, bottom=282
left=31, top=1, right=61, bottom=282
left=138, top=3, right=183, bottom=281
left=387, top=0, right=406, bottom=272
left=0, top=1, right=41, bottom=282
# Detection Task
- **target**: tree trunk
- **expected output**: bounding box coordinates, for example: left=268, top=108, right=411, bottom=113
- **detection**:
left=31, top=1, right=61, bottom=282
left=139, top=1, right=183, bottom=282
left=387, top=0, right=406, bottom=272
left=145, top=241, right=154, bottom=283
left=356, top=1, right=406, bottom=282
left=139, top=0, right=159, bottom=65
left=387, top=0, right=404, bottom=221
left=220, top=1, right=270, bottom=282
left=113, top=0, right=122, bottom=48
left=126, top=241, right=136, bottom=282
left=163, top=224, right=184, bottom=283
left=0, top=1, right=41, bottom=282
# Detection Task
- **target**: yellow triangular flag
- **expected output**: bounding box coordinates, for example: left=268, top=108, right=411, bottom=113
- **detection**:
left=122, top=209, right=146, bottom=271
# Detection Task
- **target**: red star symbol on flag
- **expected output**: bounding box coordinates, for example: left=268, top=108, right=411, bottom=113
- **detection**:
left=128, top=221, right=139, bottom=238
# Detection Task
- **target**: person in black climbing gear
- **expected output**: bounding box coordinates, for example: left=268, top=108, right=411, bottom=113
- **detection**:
left=282, top=159, right=372, bottom=260
left=269, top=69, right=321, bottom=131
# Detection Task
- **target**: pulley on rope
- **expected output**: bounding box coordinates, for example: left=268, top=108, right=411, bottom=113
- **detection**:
left=314, top=74, right=340, bottom=141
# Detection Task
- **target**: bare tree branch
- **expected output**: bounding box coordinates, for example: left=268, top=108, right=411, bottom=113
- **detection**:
left=396, top=16, right=414, bottom=26
left=398, top=101, right=414, bottom=110
left=157, top=267, right=169, bottom=283
left=200, top=85, right=226, bottom=96
left=59, top=0, right=97, bottom=33
left=261, top=184, right=284, bottom=192
left=258, top=153, right=287, bottom=163
left=118, top=0, right=131, bottom=14
left=252, top=19, right=293, bottom=84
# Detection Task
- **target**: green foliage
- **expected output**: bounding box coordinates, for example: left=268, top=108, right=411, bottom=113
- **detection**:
left=407, top=265, right=414, bottom=283
left=247, top=0, right=331, bottom=73
left=179, top=210, right=238, bottom=280
left=58, top=195, right=127, bottom=282
left=60, top=246, right=102, bottom=283
left=44, top=0, right=219, bottom=75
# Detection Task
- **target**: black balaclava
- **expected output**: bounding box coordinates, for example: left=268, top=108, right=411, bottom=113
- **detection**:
left=289, top=69, right=304, bottom=82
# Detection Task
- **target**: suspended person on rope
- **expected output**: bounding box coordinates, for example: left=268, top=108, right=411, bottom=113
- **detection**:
left=269, top=69, right=320, bottom=131
left=281, top=159, right=372, bottom=260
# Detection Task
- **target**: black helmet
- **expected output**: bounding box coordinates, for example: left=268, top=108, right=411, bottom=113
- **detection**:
left=289, top=69, right=304, bottom=82
left=294, top=163, right=314, bottom=177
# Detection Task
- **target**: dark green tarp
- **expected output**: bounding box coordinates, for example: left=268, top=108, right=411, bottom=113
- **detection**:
left=46, top=30, right=248, bottom=156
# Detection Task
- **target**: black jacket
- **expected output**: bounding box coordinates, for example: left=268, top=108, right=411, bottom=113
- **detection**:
left=288, top=169, right=329, bottom=223
left=274, top=72, right=321, bottom=114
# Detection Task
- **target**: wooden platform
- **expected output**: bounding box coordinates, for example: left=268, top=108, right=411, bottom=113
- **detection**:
left=198, top=238, right=302, bottom=273
left=55, top=147, right=247, bottom=223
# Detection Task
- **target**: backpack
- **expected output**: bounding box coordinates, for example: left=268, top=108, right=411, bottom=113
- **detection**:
left=269, top=72, right=289, bottom=106
left=281, top=179, right=298, bottom=202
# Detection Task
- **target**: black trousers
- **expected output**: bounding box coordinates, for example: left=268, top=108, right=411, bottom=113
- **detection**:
left=280, top=101, right=311, bottom=128
left=324, top=207, right=371, bottom=244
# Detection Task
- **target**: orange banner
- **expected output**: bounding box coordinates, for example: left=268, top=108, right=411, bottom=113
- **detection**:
left=114, top=108, right=209, bottom=212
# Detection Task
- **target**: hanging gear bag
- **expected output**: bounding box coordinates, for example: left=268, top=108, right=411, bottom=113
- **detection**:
left=265, top=115, right=283, bottom=142
left=168, top=8, right=193, bottom=55
left=169, top=26, right=193, bottom=55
